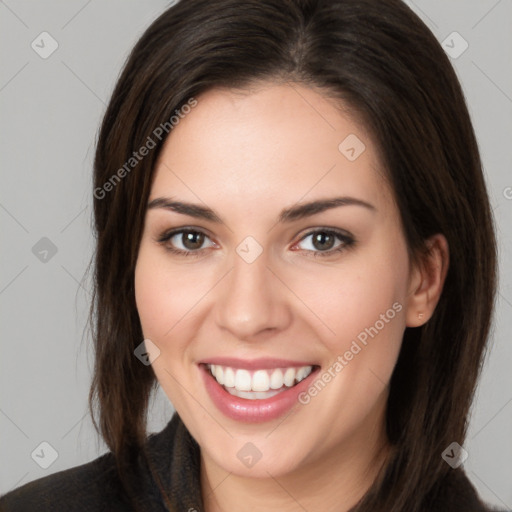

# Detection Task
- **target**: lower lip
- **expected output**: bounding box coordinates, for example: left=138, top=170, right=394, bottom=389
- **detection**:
left=200, top=364, right=319, bottom=423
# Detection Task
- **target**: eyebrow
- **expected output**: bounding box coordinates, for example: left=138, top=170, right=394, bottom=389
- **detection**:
left=147, top=196, right=376, bottom=224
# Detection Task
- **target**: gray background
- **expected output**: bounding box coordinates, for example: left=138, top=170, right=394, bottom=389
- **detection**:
left=1, top=0, right=511, bottom=507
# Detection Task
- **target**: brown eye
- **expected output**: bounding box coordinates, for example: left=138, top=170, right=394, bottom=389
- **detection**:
left=294, top=229, right=355, bottom=258
left=180, top=231, right=205, bottom=250
left=157, top=228, right=216, bottom=257
left=311, top=232, right=336, bottom=251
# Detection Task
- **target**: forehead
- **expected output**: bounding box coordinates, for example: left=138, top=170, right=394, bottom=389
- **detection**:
left=151, top=83, right=391, bottom=217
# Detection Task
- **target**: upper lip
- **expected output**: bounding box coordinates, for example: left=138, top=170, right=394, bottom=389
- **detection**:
left=199, top=357, right=318, bottom=370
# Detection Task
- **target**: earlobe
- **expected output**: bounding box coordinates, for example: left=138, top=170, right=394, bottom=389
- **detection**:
left=405, top=234, right=450, bottom=327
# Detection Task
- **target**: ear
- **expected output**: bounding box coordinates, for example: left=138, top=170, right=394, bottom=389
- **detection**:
left=405, top=233, right=450, bottom=327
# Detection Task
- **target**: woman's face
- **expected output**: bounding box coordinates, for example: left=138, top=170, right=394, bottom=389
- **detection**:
left=135, top=83, right=422, bottom=479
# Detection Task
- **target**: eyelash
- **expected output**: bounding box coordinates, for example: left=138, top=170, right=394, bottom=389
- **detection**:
left=156, top=227, right=356, bottom=259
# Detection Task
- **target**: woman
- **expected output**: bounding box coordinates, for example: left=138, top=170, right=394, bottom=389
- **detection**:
left=0, top=0, right=505, bottom=510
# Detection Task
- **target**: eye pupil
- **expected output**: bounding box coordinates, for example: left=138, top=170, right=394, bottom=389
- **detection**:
left=183, top=231, right=204, bottom=250
left=313, top=232, right=335, bottom=250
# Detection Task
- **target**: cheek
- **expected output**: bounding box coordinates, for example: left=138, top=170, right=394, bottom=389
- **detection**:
left=291, top=257, right=408, bottom=443
left=134, top=245, right=218, bottom=396
left=335, top=254, right=409, bottom=395
left=287, top=236, right=410, bottom=393
left=134, top=255, right=189, bottom=371
left=134, top=258, right=169, bottom=340
left=134, top=250, right=196, bottom=406
left=293, top=259, right=407, bottom=352
left=135, top=246, right=201, bottom=340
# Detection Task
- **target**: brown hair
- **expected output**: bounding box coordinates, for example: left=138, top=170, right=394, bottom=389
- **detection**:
left=88, top=0, right=497, bottom=510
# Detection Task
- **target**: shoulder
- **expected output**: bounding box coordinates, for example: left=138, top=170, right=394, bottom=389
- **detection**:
left=0, top=416, right=185, bottom=512
left=428, top=467, right=510, bottom=512
left=0, top=451, right=129, bottom=512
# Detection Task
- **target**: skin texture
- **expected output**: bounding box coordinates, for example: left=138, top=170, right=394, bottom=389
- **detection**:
left=134, top=82, right=449, bottom=512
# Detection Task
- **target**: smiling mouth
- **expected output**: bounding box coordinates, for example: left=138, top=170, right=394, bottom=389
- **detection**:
left=204, top=363, right=320, bottom=400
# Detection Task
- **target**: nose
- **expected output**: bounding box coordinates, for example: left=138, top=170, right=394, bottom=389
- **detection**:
left=214, top=247, right=292, bottom=341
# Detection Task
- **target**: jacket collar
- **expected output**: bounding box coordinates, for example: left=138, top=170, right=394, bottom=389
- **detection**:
left=144, top=413, right=203, bottom=511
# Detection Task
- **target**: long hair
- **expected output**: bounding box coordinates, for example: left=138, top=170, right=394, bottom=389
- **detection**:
left=88, top=0, right=497, bottom=510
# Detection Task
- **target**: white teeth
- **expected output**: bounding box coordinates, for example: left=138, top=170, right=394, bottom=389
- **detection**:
left=206, top=364, right=314, bottom=394
left=302, top=366, right=313, bottom=381
left=234, top=369, right=252, bottom=391
left=283, top=368, right=296, bottom=387
left=252, top=370, right=270, bottom=392
left=224, top=367, right=235, bottom=387
left=214, top=365, right=224, bottom=385
left=269, top=368, right=284, bottom=389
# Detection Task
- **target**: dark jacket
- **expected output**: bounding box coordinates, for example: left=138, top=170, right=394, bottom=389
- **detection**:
left=0, top=413, right=508, bottom=512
